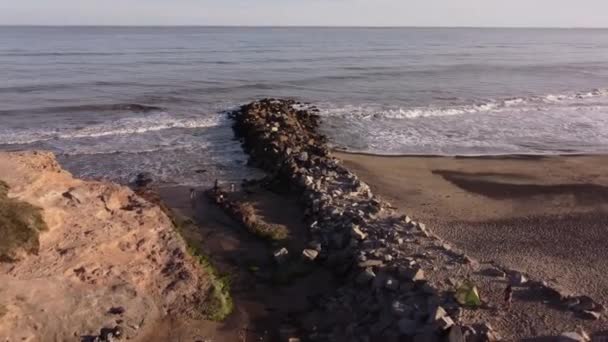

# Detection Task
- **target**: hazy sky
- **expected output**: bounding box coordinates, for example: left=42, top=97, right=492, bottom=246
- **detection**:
left=0, top=0, right=607, bottom=27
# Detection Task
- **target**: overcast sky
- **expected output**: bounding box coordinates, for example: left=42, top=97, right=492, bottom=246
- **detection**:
left=0, top=0, right=607, bottom=27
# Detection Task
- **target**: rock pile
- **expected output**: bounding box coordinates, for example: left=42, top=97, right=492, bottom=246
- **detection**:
left=229, top=99, right=605, bottom=341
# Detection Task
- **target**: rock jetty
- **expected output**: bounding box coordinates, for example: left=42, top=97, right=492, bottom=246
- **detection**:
left=228, top=99, right=606, bottom=341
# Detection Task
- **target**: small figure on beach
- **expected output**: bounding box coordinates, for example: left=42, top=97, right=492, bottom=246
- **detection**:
left=230, top=183, right=235, bottom=192
left=504, top=284, right=513, bottom=309
left=214, top=179, right=220, bottom=192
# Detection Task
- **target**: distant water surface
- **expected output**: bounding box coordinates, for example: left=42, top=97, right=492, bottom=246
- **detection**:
left=1, top=27, right=608, bottom=185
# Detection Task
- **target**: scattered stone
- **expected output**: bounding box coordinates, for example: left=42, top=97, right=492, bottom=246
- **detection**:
left=427, top=306, right=448, bottom=323
left=297, top=151, right=309, bottom=162
left=351, top=225, right=368, bottom=240
left=302, top=249, right=319, bottom=261
left=273, top=247, right=289, bottom=264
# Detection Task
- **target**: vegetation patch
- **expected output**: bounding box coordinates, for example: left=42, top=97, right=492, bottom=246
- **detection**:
left=134, top=188, right=234, bottom=321
left=0, top=180, right=48, bottom=262
left=188, top=246, right=233, bottom=322
left=206, top=188, right=289, bottom=241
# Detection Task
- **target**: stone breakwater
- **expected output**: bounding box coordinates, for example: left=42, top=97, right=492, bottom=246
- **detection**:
left=230, top=99, right=605, bottom=341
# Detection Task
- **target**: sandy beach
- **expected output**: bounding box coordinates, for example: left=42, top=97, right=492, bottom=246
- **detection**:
left=336, top=152, right=608, bottom=303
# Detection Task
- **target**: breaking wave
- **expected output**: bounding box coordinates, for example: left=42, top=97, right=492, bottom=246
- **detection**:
left=0, top=112, right=221, bottom=145
left=319, top=88, right=608, bottom=120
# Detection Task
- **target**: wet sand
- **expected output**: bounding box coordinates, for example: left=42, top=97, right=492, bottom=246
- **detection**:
left=336, top=152, right=608, bottom=303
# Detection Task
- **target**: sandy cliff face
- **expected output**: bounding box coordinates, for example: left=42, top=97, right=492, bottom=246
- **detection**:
left=0, top=151, right=208, bottom=341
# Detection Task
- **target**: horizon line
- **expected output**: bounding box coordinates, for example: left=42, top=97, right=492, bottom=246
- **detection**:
left=1, top=24, right=608, bottom=30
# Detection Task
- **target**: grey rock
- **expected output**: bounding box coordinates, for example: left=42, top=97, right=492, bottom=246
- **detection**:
left=302, top=249, right=319, bottom=261
left=298, top=151, right=309, bottom=162
left=427, top=306, right=447, bottom=323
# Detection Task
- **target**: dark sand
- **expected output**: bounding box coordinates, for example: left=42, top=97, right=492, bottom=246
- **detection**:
left=157, top=185, right=337, bottom=342
left=336, top=152, right=608, bottom=304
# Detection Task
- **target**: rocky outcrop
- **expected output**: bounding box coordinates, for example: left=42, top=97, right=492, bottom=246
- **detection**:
left=0, top=151, right=209, bottom=341
left=230, top=99, right=606, bottom=341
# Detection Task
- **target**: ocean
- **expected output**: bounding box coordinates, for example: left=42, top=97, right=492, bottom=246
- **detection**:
left=1, top=26, right=608, bottom=186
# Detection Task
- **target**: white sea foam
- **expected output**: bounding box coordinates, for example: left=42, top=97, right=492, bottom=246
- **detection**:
left=0, top=112, right=222, bottom=145
left=319, top=88, right=608, bottom=156
left=318, top=88, right=608, bottom=120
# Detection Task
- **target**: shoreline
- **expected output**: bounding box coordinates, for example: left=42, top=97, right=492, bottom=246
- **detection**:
left=333, top=148, right=608, bottom=159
